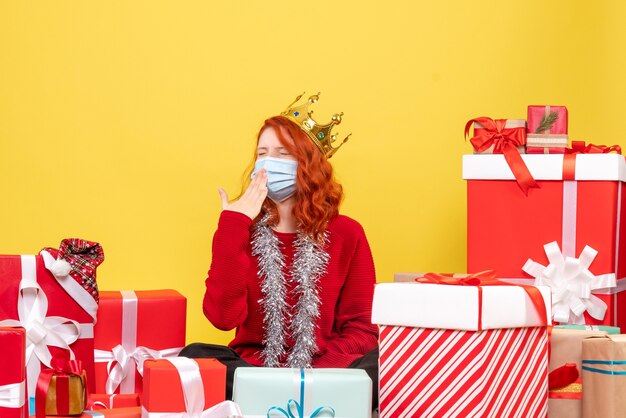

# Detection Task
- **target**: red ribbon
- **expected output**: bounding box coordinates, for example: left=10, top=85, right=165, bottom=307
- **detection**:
left=548, top=363, right=579, bottom=390
left=465, top=117, right=538, bottom=195
left=566, top=141, right=622, bottom=155
left=562, top=141, right=622, bottom=181
left=417, top=270, right=548, bottom=331
left=35, top=357, right=85, bottom=418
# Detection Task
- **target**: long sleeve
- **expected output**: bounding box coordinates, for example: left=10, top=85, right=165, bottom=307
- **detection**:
left=313, top=221, right=379, bottom=367
left=202, top=210, right=253, bottom=331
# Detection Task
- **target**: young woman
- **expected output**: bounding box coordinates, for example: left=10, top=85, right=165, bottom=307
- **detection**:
left=181, top=94, right=378, bottom=403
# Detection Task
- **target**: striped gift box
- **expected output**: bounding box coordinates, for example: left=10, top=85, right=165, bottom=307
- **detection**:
left=372, top=281, right=551, bottom=418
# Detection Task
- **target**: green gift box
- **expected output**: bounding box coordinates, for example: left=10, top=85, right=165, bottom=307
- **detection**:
left=555, top=324, right=620, bottom=335
left=233, top=368, right=371, bottom=418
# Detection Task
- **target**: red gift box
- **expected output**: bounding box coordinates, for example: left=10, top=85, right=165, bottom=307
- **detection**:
left=372, top=276, right=551, bottom=418
left=464, top=153, right=626, bottom=328
left=87, top=393, right=140, bottom=410
left=0, top=327, right=27, bottom=418
left=0, top=252, right=99, bottom=398
left=93, top=290, right=186, bottom=394
left=142, top=358, right=226, bottom=416
left=527, top=146, right=567, bottom=154
left=528, top=105, right=568, bottom=135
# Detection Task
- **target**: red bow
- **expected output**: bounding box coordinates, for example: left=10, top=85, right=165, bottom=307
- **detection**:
left=548, top=363, right=579, bottom=391
left=465, top=117, right=538, bottom=195
left=417, top=270, right=548, bottom=330
left=36, top=357, right=86, bottom=418
left=566, top=141, right=622, bottom=155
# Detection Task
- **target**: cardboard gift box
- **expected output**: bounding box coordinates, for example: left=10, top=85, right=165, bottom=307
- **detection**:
left=142, top=358, right=226, bottom=417
left=0, top=327, right=27, bottom=418
left=93, top=290, right=186, bottom=394
left=548, top=327, right=610, bottom=418
left=582, top=334, right=626, bottom=417
left=0, top=251, right=100, bottom=399
left=464, top=153, right=626, bottom=329
left=87, top=393, right=140, bottom=410
left=233, top=368, right=371, bottom=418
left=35, top=358, right=87, bottom=418
left=372, top=275, right=551, bottom=418
left=465, top=117, right=539, bottom=194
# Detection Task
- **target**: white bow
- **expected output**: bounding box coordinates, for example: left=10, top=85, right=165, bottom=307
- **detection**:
left=142, top=358, right=242, bottom=417
left=0, top=381, right=25, bottom=408
left=523, top=241, right=616, bottom=324
left=0, top=255, right=81, bottom=395
left=95, top=345, right=182, bottom=394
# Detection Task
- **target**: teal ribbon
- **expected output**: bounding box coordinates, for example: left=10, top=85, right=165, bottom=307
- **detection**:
left=582, top=360, right=626, bottom=375
left=267, top=369, right=336, bottom=418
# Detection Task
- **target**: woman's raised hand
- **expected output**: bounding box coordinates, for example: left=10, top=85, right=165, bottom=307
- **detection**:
left=218, top=169, right=268, bottom=220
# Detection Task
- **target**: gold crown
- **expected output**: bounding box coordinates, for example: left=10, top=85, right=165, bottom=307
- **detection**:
left=281, top=92, right=351, bottom=158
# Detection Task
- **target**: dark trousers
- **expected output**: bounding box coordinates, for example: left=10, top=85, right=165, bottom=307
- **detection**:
left=179, top=343, right=379, bottom=408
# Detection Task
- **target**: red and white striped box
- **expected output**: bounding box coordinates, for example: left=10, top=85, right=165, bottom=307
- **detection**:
left=372, top=280, right=552, bottom=418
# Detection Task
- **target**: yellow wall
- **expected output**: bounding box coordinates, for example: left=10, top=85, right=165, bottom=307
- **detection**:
left=1, top=1, right=622, bottom=345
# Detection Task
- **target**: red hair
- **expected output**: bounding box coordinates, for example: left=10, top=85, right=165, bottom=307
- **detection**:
left=242, top=116, right=343, bottom=241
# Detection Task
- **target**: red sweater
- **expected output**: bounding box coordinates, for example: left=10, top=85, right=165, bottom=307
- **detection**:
left=203, top=210, right=378, bottom=367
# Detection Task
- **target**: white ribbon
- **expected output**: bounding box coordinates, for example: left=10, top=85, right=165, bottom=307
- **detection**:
left=522, top=241, right=616, bottom=324
left=0, top=381, right=25, bottom=408
left=142, top=357, right=243, bottom=418
left=0, top=255, right=87, bottom=397
left=94, top=290, right=182, bottom=394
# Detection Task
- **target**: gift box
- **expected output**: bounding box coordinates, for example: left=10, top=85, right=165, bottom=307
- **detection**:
left=465, top=117, right=538, bottom=194
left=0, top=243, right=102, bottom=398
left=142, top=358, right=226, bottom=416
left=555, top=324, right=621, bottom=334
left=548, top=327, right=610, bottom=418
left=233, top=368, right=371, bottom=418
left=464, top=153, right=626, bottom=329
left=35, top=358, right=87, bottom=418
left=582, top=334, right=626, bottom=417
left=372, top=274, right=551, bottom=418
left=93, top=290, right=186, bottom=394
left=32, top=406, right=142, bottom=418
left=469, top=118, right=527, bottom=154
left=527, top=105, right=568, bottom=136
left=0, top=327, right=27, bottom=418
left=87, top=394, right=140, bottom=410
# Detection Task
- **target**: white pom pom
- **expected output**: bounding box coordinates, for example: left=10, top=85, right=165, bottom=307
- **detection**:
left=50, top=259, right=72, bottom=277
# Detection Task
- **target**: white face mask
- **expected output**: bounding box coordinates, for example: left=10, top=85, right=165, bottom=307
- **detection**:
left=251, top=157, right=298, bottom=202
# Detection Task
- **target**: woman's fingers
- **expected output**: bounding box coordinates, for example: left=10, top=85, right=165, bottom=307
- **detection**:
left=217, top=188, right=229, bottom=209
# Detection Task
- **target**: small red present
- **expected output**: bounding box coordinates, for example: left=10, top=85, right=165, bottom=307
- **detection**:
left=93, top=290, right=186, bottom=394
left=87, top=393, right=140, bottom=410
left=142, top=358, right=226, bottom=416
left=0, top=240, right=103, bottom=398
left=528, top=105, right=568, bottom=135
left=0, top=327, right=27, bottom=418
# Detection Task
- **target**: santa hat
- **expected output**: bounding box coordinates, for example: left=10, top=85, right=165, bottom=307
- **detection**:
left=43, top=238, right=105, bottom=302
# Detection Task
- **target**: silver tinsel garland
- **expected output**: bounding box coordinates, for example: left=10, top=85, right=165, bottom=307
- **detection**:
left=251, top=215, right=329, bottom=368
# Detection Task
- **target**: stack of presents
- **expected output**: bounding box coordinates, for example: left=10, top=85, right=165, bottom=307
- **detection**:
left=1, top=105, right=625, bottom=418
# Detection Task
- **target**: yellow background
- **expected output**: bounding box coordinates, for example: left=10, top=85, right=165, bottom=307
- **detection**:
left=1, top=1, right=625, bottom=345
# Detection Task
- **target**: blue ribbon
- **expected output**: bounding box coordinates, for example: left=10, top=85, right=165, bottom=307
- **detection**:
left=582, top=360, right=626, bottom=375
left=267, top=369, right=336, bottom=418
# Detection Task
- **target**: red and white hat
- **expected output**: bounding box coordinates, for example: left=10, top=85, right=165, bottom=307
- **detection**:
left=43, top=238, right=105, bottom=302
